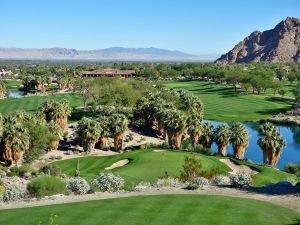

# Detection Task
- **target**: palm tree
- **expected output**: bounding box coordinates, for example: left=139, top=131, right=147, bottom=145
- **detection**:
left=187, top=115, right=203, bottom=148
left=1, top=123, right=30, bottom=166
left=47, top=121, right=62, bottom=150
left=230, top=123, right=249, bottom=160
left=164, top=109, right=187, bottom=149
left=257, top=122, right=286, bottom=167
left=109, top=114, right=128, bottom=152
left=40, top=99, right=72, bottom=129
left=97, top=116, right=111, bottom=150
left=214, top=123, right=231, bottom=156
left=0, top=81, right=6, bottom=99
left=76, top=117, right=101, bottom=153
left=199, top=122, right=215, bottom=149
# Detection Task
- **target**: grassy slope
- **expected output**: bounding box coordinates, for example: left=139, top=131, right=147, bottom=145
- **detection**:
left=0, top=93, right=83, bottom=116
left=52, top=150, right=230, bottom=187
left=51, top=149, right=296, bottom=187
left=161, top=81, right=293, bottom=122
left=0, top=195, right=299, bottom=225
left=2, top=79, right=22, bottom=89
left=230, top=158, right=299, bottom=186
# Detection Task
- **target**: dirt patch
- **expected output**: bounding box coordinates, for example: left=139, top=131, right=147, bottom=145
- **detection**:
left=105, top=159, right=129, bottom=170
left=220, top=158, right=258, bottom=175
left=153, top=150, right=166, bottom=152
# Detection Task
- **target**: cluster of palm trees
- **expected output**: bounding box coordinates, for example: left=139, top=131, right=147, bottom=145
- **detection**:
left=0, top=99, right=72, bottom=165
left=76, top=114, right=128, bottom=152
left=57, top=74, right=74, bottom=90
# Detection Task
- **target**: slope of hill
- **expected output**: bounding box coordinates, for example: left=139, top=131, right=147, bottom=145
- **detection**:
left=0, top=47, right=219, bottom=62
left=216, top=17, right=300, bottom=64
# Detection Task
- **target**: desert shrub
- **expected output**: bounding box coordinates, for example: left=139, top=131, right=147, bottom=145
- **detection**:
left=211, top=175, right=230, bottom=186
left=199, top=167, right=221, bottom=180
left=23, top=148, right=44, bottom=163
left=2, top=186, right=24, bottom=202
left=229, top=173, right=252, bottom=188
left=191, top=177, right=210, bottom=186
left=284, top=163, right=300, bottom=176
left=155, top=177, right=181, bottom=187
left=27, top=176, right=67, bottom=198
left=194, top=144, right=213, bottom=155
left=66, top=178, right=90, bottom=195
left=91, top=173, right=124, bottom=192
left=180, top=155, right=202, bottom=182
left=6, top=165, right=34, bottom=177
left=39, top=164, right=62, bottom=176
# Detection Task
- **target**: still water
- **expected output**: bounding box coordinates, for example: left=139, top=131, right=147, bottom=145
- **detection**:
left=7, top=89, right=24, bottom=98
left=208, top=120, right=300, bottom=169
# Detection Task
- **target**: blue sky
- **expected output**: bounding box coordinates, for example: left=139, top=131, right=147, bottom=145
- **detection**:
left=1, top=0, right=299, bottom=54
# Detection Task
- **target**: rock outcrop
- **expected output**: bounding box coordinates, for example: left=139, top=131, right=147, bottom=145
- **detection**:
left=216, top=17, right=300, bottom=64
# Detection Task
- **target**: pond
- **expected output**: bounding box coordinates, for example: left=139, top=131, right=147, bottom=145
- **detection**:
left=208, top=120, right=300, bottom=169
left=6, top=89, right=24, bottom=98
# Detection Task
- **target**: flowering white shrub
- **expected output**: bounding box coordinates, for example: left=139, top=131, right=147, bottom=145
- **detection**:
left=229, top=173, right=252, bottom=188
left=66, top=178, right=90, bottom=195
left=134, top=181, right=152, bottom=190
left=2, top=186, right=24, bottom=202
left=211, top=175, right=230, bottom=186
left=191, top=177, right=210, bottom=186
left=92, top=173, right=124, bottom=192
left=155, top=177, right=181, bottom=187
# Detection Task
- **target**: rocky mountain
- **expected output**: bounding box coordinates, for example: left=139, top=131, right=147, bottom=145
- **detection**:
left=216, top=17, right=300, bottom=64
left=0, top=47, right=219, bottom=62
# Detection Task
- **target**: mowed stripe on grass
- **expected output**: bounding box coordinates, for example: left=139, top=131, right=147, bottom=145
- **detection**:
left=161, top=81, right=292, bottom=122
left=0, top=195, right=299, bottom=225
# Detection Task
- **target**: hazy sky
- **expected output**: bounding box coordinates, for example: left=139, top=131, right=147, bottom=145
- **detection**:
left=1, top=0, right=299, bottom=54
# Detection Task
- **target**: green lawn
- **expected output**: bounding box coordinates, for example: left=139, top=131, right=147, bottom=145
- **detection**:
left=0, top=93, right=83, bottom=116
left=51, top=149, right=296, bottom=187
left=161, top=81, right=293, bottom=122
left=2, top=79, right=22, bottom=89
left=0, top=195, right=299, bottom=225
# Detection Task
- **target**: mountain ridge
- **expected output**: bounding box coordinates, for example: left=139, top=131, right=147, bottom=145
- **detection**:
left=216, top=17, right=300, bottom=64
left=0, top=47, right=218, bottom=62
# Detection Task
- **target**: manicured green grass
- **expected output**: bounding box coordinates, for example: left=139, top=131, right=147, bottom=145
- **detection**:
left=0, top=93, right=83, bottom=116
left=0, top=195, right=299, bottom=225
left=52, top=149, right=230, bottom=187
left=2, top=79, right=22, bottom=89
left=161, top=81, right=293, bottom=122
left=51, top=149, right=296, bottom=187
left=230, top=158, right=299, bottom=186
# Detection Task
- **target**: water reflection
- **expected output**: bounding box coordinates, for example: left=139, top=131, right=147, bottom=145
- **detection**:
left=207, top=120, right=300, bottom=169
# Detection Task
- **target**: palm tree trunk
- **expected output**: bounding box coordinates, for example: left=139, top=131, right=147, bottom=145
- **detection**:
left=218, top=144, right=227, bottom=156
left=191, top=135, right=199, bottom=149
left=270, top=152, right=281, bottom=167
left=173, top=132, right=183, bottom=149
left=114, top=133, right=123, bottom=152
left=98, top=137, right=108, bottom=150
left=12, top=150, right=23, bottom=166
left=236, top=146, right=245, bottom=160
left=49, top=140, right=59, bottom=150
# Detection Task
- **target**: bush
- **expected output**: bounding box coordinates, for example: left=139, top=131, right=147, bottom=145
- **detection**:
left=39, top=164, right=62, bottom=177
left=2, top=186, right=24, bottom=202
left=27, top=176, right=67, bottom=198
left=194, top=144, right=213, bottom=155
left=211, top=175, right=230, bottom=186
left=155, top=177, right=181, bottom=187
left=229, top=173, right=252, bottom=188
left=66, top=178, right=90, bottom=195
left=284, top=163, right=300, bottom=176
left=6, top=165, right=34, bottom=177
left=191, top=177, right=210, bottom=186
left=91, top=173, right=124, bottom=192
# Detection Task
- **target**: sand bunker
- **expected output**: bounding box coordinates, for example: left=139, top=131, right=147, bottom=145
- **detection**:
left=105, top=159, right=130, bottom=170
left=220, top=158, right=258, bottom=175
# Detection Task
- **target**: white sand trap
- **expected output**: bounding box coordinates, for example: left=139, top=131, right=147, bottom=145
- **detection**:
left=153, top=150, right=166, bottom=152
left=220, top=158, right=258, bottom=175
left=105, top=159, right=129, bottom=170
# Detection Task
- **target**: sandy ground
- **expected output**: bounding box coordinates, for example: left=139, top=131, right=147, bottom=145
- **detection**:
left=0, top=186, right=299, bottom=212
left=220, top=158, right=258, bottom=175
left=105, top=159, right=129, bottom=170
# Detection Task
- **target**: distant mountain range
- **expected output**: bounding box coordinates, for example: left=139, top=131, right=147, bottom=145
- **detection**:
left=0, top=47, right=219, bottom=62
left=216, top=17, right=300, bottom=64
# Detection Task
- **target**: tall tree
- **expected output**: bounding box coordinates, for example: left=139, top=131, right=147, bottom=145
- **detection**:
left=199, top=122, right=215, bottom=149
left=214, top=124, right=231, bottom=156
left=109, top=114, right=128, bottom=152
left=230, top=123, right=249, bottom=160
left=257, top=122, right=286, bottom=167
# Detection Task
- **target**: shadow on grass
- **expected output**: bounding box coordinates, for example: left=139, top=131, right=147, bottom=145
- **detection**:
left=69, top=108, right=95, bottom=122
left=286, top=220, right=300, bottom=225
